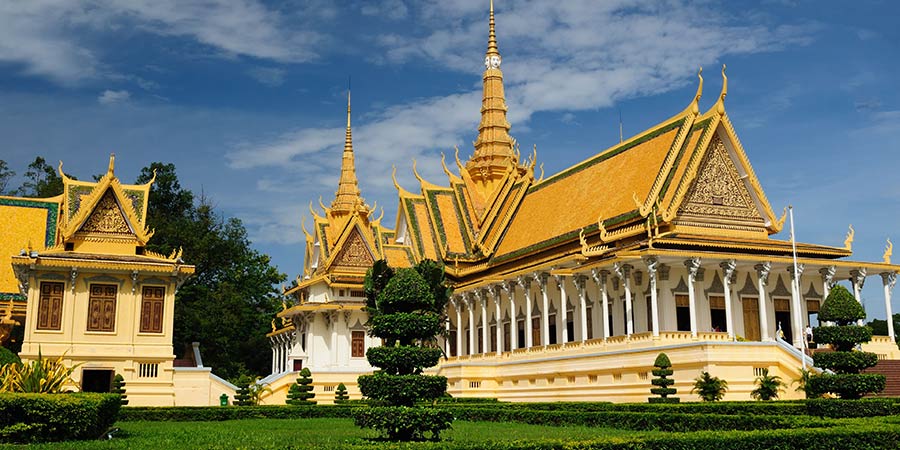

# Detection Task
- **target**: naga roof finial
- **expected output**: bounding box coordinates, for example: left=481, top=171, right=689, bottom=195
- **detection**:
left=692, top=66, right=703, bottom=114
left=716, top=64, right=727, bottom=114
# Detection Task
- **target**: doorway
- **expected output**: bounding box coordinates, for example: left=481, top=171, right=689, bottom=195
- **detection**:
left=81, top=369, right=114, bottom=393
left=742, top=297, right=761, bottom=341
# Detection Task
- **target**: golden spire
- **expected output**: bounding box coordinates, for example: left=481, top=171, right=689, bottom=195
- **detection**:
left=330, top=90, right=367, bottom=216
left=467, top=0, right=517, bottom=194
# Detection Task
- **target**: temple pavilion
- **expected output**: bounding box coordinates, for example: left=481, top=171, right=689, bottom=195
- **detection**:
left=264, top=3, right=899, bottom=403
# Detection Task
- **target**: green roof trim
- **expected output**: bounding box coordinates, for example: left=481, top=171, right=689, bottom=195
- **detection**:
left=317, top=222, right=330, bottom=259
left=0, top=293, right=25, bottom=301
left=0, top=197, right=59, bottom=248
left=657, top=117, right=713, bottom=201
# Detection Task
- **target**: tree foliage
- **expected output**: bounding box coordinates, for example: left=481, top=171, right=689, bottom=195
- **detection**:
left=355, top=260, right=453, bottom=441
left=112, top=374, right=128, bottom=406
left=649, top=352, right=678, bottom=403
left=0, top=160, right=15, bottom=195
left=691, top=371, right=727, bottom=402
left=334, top=382, right=349, bottom=404
left=751, top=368, right=785, bottom=401
left=809, top=285, right=884, bottom=399
left=15, top=157, right=66, bottom=197
left=286, top=368, right=316, bottom=405
left=136, top=163, right=285, bottom=380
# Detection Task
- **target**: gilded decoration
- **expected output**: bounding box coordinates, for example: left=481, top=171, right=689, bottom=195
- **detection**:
left=678, top=136, right=762, bottom=221
left=80, top=190, right=132, bottom=234
left=333, top=228, right=374, bottom=268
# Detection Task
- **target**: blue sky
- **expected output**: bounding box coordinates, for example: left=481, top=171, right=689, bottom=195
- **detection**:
left=1, top=1, right=898, bottom=318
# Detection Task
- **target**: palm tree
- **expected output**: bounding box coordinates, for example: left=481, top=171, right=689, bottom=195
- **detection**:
left=751, top=368, right=786, bottom=401
left=691, top=371, right=728, bottom=402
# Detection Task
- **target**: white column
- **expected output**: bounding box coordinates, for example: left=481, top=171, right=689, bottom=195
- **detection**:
left=851, top=268, right=867, bottom=326
left=820, top=266, right=836, bottom=299
left=882, top=272, right=897, bottom=341
left=614, top=263, right=634, bottom=336
left=467, top=294, right=476, bottom=356
left=575, top=275, right=588, bottom=341
left=330, top=312, right=339, bottom=367
left=644, top=257, right=660, bottom=338
left=519, top=276, right=533, bottom=348
left=479, top=290, right=489, bottom=354
left=556, top=274, right=568, bottom=343
left=271, top=340, right=277, bottom=374
left=685, top=258, right=701, bottom=338
left=536, top=272, right=550, bottom=346
left=492, top=285, right=503, bottom=355
left=454, top=297, right=463, bottom=357
left=788, top=264, right=805, bottom=349
left=593, top=269, right=610, bottom=339
left=721, top=260, right=736, bottom=340
left=504, top=281, right=517, bottom=351
left=444, top=318, right=451, bottom=356
left=755, top=263, right=771, bottom=341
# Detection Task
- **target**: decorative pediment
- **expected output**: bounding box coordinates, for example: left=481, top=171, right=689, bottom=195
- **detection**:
left=332, top=227, right=375, bottom=269
left=677, top=136, right=763, bottom=223
left=78, top=189, right=132, bottom=235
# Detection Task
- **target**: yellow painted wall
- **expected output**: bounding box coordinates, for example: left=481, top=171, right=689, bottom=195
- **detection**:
left=0, top=202, right=53, bottom=294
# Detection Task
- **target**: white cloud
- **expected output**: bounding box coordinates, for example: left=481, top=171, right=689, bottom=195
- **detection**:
left=361, top=0, right=409, bottom=20
left=97, top=89, right=130, bottom=105
left=0, top=0, right=322, bottom=84
left=247, top=67, right=287, bottom=87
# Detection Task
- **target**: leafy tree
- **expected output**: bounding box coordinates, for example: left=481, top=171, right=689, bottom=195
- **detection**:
left=16, top=157, right=65, bottom=197
left=286, top=368, right=316, bottom=405
left=867, top=313, right=900, bottom=345
left=793, top=368, right=817, bottom=399
left=691, top=371, right=727, bottom=402
left=112, top=374, right=128, bottom=405
left=334, top=382, right=349, bottom=404
left=0, top=347, right=20, bottom=367
left=809, top=285, right=885, bottom=399
left=751, top=368, right=785, bottom=401
left=136, top=163, right=285, bottom=380
left=234, top=378, right=251, bottom=406
left=354, top=260, right=453, bottom=441
left=649, top=352, right=679, bottom=403
left=0, top=160, right=15, bottom=194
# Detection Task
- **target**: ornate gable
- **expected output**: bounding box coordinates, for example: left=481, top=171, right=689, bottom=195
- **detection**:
left=676, top=135, right=764, bottom=225
left=78, top=189, right=133, bottom=235
left=332, top=227, right=375, bottom=270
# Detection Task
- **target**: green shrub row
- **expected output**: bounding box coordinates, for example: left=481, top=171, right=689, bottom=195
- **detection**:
left=447, top=408, right=828, bottom=432
left=446, top=401, right=809, bottom=416
left=0, top=393, right=120, bottom=443
left=813, top=325, right=872, bottom=351
left=118, top=405, right=358, bottom=421
left=806, top=373, right=886, bottom=399
left=458, top=423, right=900, bottom=450
left=368, top=312, right=442, bottom=343
left=806, top=398, right=895, bottom=418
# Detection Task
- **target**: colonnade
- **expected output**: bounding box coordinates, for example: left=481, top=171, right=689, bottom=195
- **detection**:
left=444, top=257, right=898, bottom=357
left=269, top=329, right=294, bottom=374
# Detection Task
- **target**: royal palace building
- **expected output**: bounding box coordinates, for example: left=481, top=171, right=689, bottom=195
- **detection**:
left=0, top=156, right=234, bottom=405
left=265, top=4, right=900, bottom=403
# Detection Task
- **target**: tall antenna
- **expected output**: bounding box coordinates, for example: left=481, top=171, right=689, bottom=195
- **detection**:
left=618, top=108, right=624, bottom=143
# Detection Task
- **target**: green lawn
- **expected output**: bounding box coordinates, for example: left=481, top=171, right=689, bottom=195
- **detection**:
left=2, top=418, right=656, bottom=449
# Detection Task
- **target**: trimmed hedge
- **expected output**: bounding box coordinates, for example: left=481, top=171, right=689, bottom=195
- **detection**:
left=119, top=405, right=359, bottom=421
left=457, top=401, right=809, bottom=416
left=806, top=398, right=894, bottom=418
left=448, top=407, right=829, bottom=432
left=807, top=373, right=886, bottom=399
left=813, top=351, right=880, bottom=373
left=813, top=326, right=873, bottom=351
left=357, top=373, right=447, bottom=406
left=365, top=346, right=443, bottom=375
left=368, top=312, right=442, bottom=343
left=0, top=393, right=120, bottom=443
left=354, top=406, right=453, bottom=441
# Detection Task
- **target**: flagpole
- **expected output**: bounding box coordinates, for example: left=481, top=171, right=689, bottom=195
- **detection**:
left=789, top=205, right=806, bottom=371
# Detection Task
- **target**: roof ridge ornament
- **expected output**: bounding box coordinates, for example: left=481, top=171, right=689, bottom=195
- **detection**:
left=716, top=64, right=727, bottom=115
left=844, top=224, right=854, bottom=251
left=884, top=238, right=892, bottom=264
left=691, top=67, right=703, bottom=114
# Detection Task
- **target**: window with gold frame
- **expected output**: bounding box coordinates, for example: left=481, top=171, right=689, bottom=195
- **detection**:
left=87, top=284, right=117, bottom=332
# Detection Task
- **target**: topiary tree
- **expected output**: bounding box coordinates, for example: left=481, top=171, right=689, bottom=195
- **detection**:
left=334, top=382, right=349, bottom=404
left=649, top=352, right=679, bottom=403
left=286, top=368, right=316, bottom=405
left=354, top=260, right=453, bottom=441
left=233, top=375, right=252, bottom=406
left=808, top=285, right=885, bottom=399
left=691, top=371, right=728, bottom=402
left=112, top=373, right=128, bottom=405
left=0, top=347, right=20, bottom=367
left=750, top=368, right=785, bottom=401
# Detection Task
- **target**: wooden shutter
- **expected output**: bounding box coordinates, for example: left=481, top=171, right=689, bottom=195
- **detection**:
left=140, top=286, right=165, bottom=333
left=87, top=284, right=117, bottom=332
left=37, top=282, right=64, bottom=330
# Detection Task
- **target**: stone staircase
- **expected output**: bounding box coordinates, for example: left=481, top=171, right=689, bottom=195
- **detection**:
left=864, top=360, right=900, bottom=397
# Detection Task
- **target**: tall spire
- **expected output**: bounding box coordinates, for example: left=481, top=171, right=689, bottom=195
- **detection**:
left=467, top=0, right=517, bottom=194
left=330, top=89, right=367, bottom=216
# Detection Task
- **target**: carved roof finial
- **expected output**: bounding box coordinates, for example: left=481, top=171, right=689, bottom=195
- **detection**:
left=330, top=89, right=367, bottom=215
left=884, top=238, right=893, bottom=264
left=844, top=224, right=854, bottom=251
left=716, top=64, right=727, bottom=114
left=108, top=153, right=116, bottom=176
left=691, top=66, right=703, bottom=114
